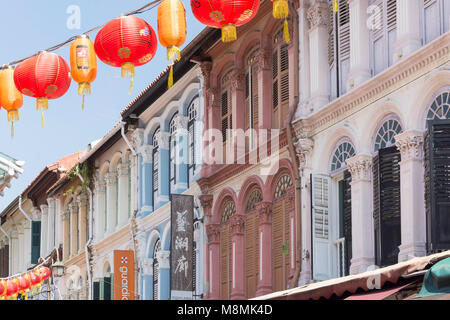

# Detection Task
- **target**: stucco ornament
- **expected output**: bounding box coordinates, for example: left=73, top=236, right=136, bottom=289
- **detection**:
left=346, top=154, right=373, bottom=182
left=395, top=130, right=425, bottom=161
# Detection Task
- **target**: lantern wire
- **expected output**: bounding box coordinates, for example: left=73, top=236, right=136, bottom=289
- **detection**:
left=1, top=0, right=161, bottom=68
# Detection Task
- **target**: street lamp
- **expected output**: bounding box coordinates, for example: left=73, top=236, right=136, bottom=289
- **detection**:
left=51, top=260, right=65, bottom=278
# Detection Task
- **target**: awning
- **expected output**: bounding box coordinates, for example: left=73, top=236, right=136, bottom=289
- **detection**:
left=254, top=251, right=450, bottom=300
left=344, top=280, right=417, bottom=300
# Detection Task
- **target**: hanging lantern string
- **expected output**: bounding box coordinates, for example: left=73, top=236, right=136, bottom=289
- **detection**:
left=0, top=0, right=161, bottom=69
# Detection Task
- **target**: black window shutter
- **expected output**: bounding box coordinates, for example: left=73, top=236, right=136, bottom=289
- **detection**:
left=374, top=146, right=401, bottom=267
left=343, top=170, right=352, bottom=276
left=31, top=221, right=41, bottom=264
left=93, top=281, right=100, bottom=300
left=427, top=119, right=450, bottom=252
left=4, top=245, right=9, bottom=277
left=103, top=277, right=111, bottom=300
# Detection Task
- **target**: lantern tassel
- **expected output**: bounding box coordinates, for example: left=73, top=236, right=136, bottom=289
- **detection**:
left=121, top=63, right=135, bottom=95
left=11, top=122, right=14, bottom=138
left=222, top=24, right=237, bottom=43
left=273, top=0, right=289, bottom=19
left=7, top=110, right=19, bottom=138
left=167, top=46, right=181, bottom=63
left=79, top=83, right=91, bottom=110
left=168, top=65, right=174, bottom=89
left=284, top=19, right=290, bottom=44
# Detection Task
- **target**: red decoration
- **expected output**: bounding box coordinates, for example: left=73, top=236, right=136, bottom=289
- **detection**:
left=37, top=266, right=51, bottom=280
left=16, top=275, right=31, bottom=299
left=94, top=15, right=158, bottom=94
left=28, top=271, right=41, bottom=289
left=6, top=279, right=18, bottom=300
left=13, top=52, right=71, bottom=127
left=0, top=280, right=6, bottom=300
left=191, top=0, right=260, bottom=42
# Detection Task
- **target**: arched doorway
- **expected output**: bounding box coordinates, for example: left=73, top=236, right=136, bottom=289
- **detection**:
left=244, top=187, right=262, bottom=299
left=272, top=173, right=293, bottom=292
left=220, top=197, right=235, bottom=300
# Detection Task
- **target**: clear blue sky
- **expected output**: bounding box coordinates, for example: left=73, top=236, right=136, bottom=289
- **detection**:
left=0, top=0, right=204, bottom=210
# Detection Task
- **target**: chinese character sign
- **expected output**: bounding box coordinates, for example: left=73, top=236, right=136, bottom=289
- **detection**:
left=170, top=194, right=194, bottom=300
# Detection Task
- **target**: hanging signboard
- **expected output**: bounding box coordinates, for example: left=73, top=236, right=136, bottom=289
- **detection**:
left=113, top=250, right=135, bottom=300
left=170, top=194, right=194, bottom=300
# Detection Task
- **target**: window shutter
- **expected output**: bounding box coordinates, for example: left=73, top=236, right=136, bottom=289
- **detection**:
left=328, top=2, right=335, bottom=66
left=424, top=0, right=441, bottom=44
left=338, top=0, right=350, bottom=60
left=31, top=221, right=41, bottom=264
left=220, top=225, right=231, bottom=299
left=252, top=65, right=259, bottom=131
left=426, top=120, right=450, bottom=252
left=103, top=277, right=111, bottom=300
left=373, top=153, right=381, bottom=263
left=311, top=174, right=332, bottom=281
left=343, top=170, right=352, bottom=276
left=221, top=91, right=229, bottom=143
left=153, top=259, right=159, bottom=300
left=374, top=146, right=401, bottom=267
left=93, top=281, right=100, bottom=300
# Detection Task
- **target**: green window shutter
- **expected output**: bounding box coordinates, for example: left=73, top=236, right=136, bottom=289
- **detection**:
left=93, top=282, right=100, bottom=300
left=103, top=277, right=111, bottom=300
left=31, top=221, right=41, bottom=264
left=110, top=274, right=114, bottom=300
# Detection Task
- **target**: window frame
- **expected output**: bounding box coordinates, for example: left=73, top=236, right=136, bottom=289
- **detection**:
left=152, top=128, right=160, bottom=207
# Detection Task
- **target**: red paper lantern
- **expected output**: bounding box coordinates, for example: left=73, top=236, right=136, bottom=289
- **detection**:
left=37, top=266, right=51, bottom=280
left=94, top=15, right=158, bottom=94
left=6, top=279, right=18, bottom=300
left=191, top=0, right=260, bottom=42
left=28, top=271, right=41, bottom=291
left=14, top=51, right=71, bottom=127
left=16, top=275, right=31, bottom=299
left=0, top=280, right=6, bottom=300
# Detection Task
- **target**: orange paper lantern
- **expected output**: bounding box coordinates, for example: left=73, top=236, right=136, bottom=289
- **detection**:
left=94, top=16, right=158, bottom=94
left=70, top=35, right=97, bottom=110
left=0, top=66, right=23, bottom=137
left=14, top=52, right=71, bottom=127
left=158, top=0, right=187, bottom=88
left=191, top=0, right=260, bottom=42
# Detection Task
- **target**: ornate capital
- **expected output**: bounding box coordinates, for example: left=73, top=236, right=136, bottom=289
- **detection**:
left=206, top=223, right=221, bottom=243
left=47, top=197, right=56, bottom=208
left=140, top=258, right=154, bottom=276
left=307, top=2, right=329, bottom=30
left=254, top=48, right=271, bottom=72
left=395, top=130, right=425, bottom=161
left=118, top=162, right=130, bottom=177
left=200, top=61, right=213, bottom=88
left=138, top=144, right=153, bottom=164
left=31, top=207, right=41, bottom=221
left=346, top=154, right=373, bottom=182
left=294, top=138, right=314, bottom=173
left=287, top=188, right=296, bottom=210
left=256, top=201, right=272, bottom=225
left=69, top=202, right=79, bottom=214
left=155, top=131, right=171, bottom=150
left=40, top=204, right=49, bottom=216
left=156, top=250, right=170, bottom=269
left=175, top=115, right=189, bottom=132
left=230, top=214, right=245, bottom=235
left=231, top=69, right=246, bottom=91
left=133, top=128, right=145, bottom=150
left=77, top=194, right=88, bottom=207
left=94, top=176, right=106, bottom=193
left=199, top=194, right=214, bottom=210
left=105, top=172, right=117, bottom=186
left=206, top=87, right=220, bottom=107
left=63, top=209, right=70, bottom=221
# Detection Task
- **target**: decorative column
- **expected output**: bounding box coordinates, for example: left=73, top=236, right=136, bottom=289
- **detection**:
left=155, top=130, right=171, bottom=207
left=346, top=154, right=375, bottom=275
left=118, top=157, right=130, bottom=227
left=47, top=198, right=56, bottom=252
left=231, top=69, right=246, bottom=162
left=394, top=0, right=421, bottom=62
left=77, top=194, right=88, bottom=253
left=199, top=194, right=214, bottom=298
left=174, top=115, right=189, bottom=192
left=141, top=257, right=154, bottom=300
left=105, top=171, right=118, bottom=235
left=205, top=223, right=220, bottom=300
left=62, top=209, right=70, bottom=260
left=69, top=202, right=79, bottom=257
left=18, top=226, right=24, bottom=271
left=22, top=220, right=31, bottom=268
left=294, top=138, right=314, bottom=285
left=255, top=201, right=273, bottom=297
left=297, top=1, right=312, bottom=117
left=255, top=48, right=273, bottom=129
left=395, top=130, right=426, bottom=261
left=287, top=188, right=297, bottom=286
left=157, top=250, right=170, bottom=300
left=54, top=199, right=63, bottom=248
left=11, top=231, right=18, bottom=274
left=40, top=204, right=48, bottom=258
left=139, top=143, right=154, bottom=216
left=348, top=0, right=371, bottom=90
left=307, top=1, right=330, bottom=112
left=230, top=214, right=245, bottom=300
left=94, top=177, right=106, bottom=241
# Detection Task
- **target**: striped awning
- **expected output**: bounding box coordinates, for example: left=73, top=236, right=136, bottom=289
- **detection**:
left=0, top=152, right=24, bottom=197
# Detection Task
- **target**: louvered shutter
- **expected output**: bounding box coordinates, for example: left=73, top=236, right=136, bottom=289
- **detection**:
left=311, top=175, right=332, bottom=281
left=31, top=221, right=41, bottom=264
left=272, top=50, right=279, bottom=128
left=103, top=277, right=111, bottom=300
left=245, top=212, right=259, bottom=299
left=426, top=120, right=450, bottom=252
left=328, top=2, right=335, bottom=67
left=343, top=170, right=352, bottom=276
left=386, top=0, right=397, bottom=67
left=272, top=199, right=285, bottom=292
left=338, top=0, right=350, bottom=94
left=153, top=259, right=159, bottom=300
left=423, top=0, right=441, bottom=44
left=252, top=65, right=259, bottom=132
left=93, top=281, right=100, bottom=300
left=220, top=224, right=231, bottom=300
left=280, top=45, right=289, bottom=126
left=373, top=146, right=401, bottom=267
left=221, top=91, right=230, bottom=144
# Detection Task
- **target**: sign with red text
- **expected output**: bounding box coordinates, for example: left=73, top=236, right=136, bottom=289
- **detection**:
left=113, top=250, right=135, bottom=300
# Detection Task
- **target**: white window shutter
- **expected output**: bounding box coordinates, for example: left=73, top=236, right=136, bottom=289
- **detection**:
left=312, top=174, right=333, bottom=281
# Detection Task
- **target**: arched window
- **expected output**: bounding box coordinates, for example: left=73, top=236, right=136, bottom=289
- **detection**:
left=220, top=197, right=235, bottom=299
left=246, top=187, right=263, bottom=212
left=153, top=239, right=161, bottom=300
left=169, top=113, right=179, bottom=193
left=188, top=98, right=199, bottom=186
left=426, top=90, right=450, bottom=122
left=274, top=174, right=293, bottom=200
left=152, top=129, right=160, bottom=205
left=374, top=119, right=403, bottom=151
left=221, top=198, right=236, bottom=223
left=330, top=141, right=356, bottom=173
left=246, top=47, right=259, bottom=150
left=272, top=27, right=289, bottom=129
